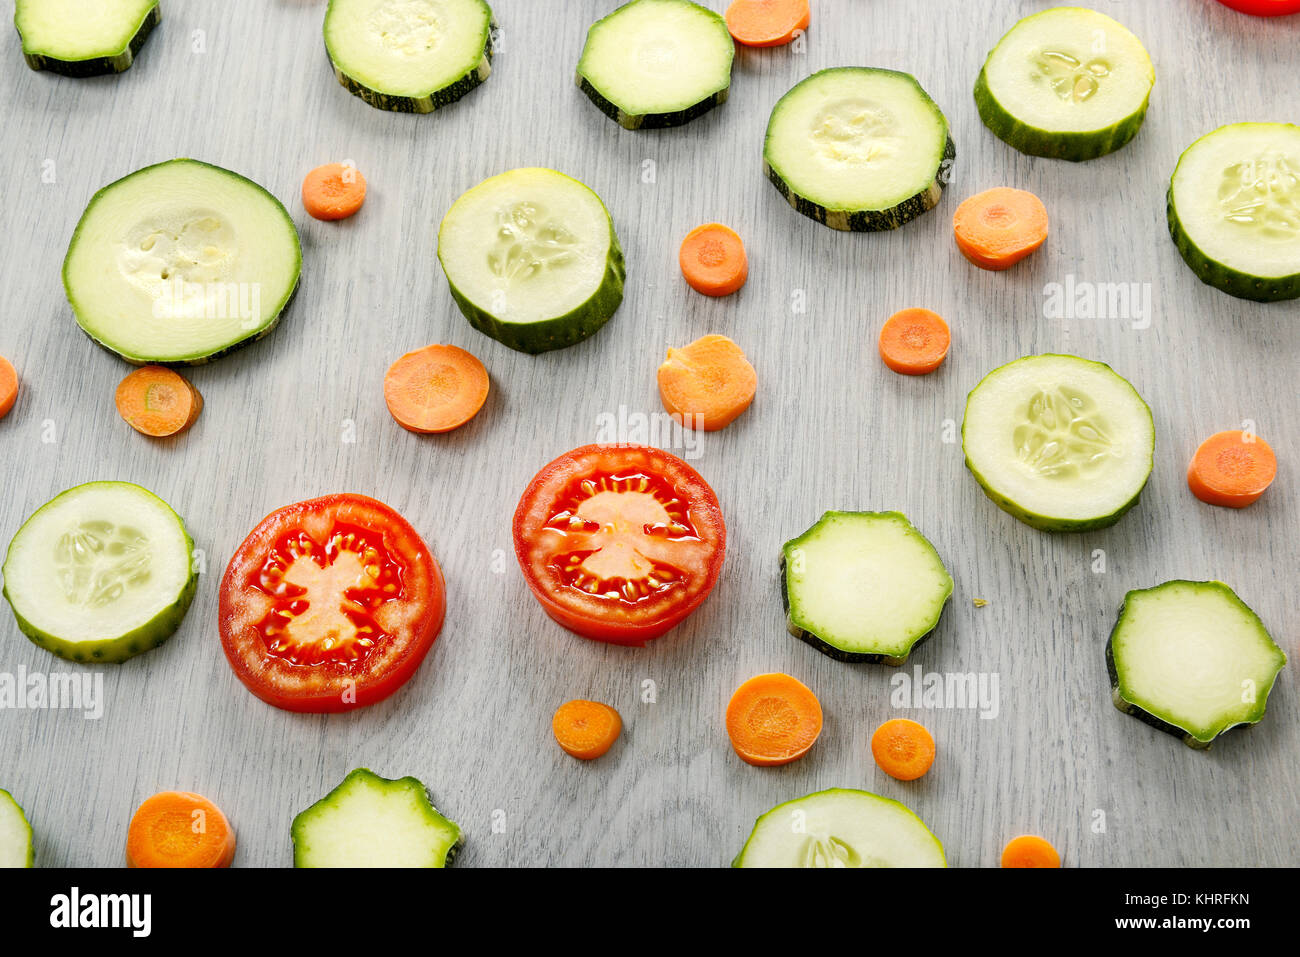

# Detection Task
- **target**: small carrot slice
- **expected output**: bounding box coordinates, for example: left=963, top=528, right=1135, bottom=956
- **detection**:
left=658, top=334, right=757, bottom=431
left=870, top=718, right=935, bottom=781
left=1001, top=834, right=1061, bottom=868
left=115, top=366, right=202, bottom=437
left=725, top=0, right=810, bottom=47
left=384, top=343, right=489, bottom=434
left=953, top=187, right=1048, bottom=271
left=1187, top=430, right=1278, bottom=508
left=679, top=223, right=748, bottom=296
left=302, top=162, right=367, bottom=221
left=126, top=791, right=235, bottom=868
left=726, top=673, right=823, bottom=766
left=0, top=356, right=17, bottom=420
left=553, top=699, right=622, bottom=760
left=878, top=308, right=950, bottom=375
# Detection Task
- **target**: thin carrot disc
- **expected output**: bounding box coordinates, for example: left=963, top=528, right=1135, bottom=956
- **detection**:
left=870, top=718, right=936, bottom=780
left=302, top=162, right=367, bottom=221
left=725, top=673, right=823, bottom=766
left=657, top=334, right=757, bottom=431
left=126, top=791, right=235, bottom=868
left=1001, top=834, right=1061, bottom=868
left=384, top=344, right=489, bottom=434
left=878, top=308, right=950, bottom=375
left=552, top=699, right=622, bottom=760
left=679, top=223, right=749, bottom=297
left=1187, top=430, right=1278, bottom=508
left=953, top=187, right=1048, bottom=271
left=115, top=366, right=202, bottom=437
left=0, top=356, right=18, bottom=420
left=725, top=0, right=810, bottom=47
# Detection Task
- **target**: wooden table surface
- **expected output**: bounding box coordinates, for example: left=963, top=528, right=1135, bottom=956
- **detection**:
left=0, top=0, right=1296, bottom=868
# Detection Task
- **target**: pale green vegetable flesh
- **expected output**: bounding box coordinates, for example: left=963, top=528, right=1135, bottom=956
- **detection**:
left=0, top=790, right=34, bottom=868
left=15, top=0, right=159, bottom=76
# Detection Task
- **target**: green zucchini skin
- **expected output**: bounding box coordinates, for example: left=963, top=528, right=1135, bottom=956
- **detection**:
left=575, top=73, right=728, bottom=131
left=1166, top=188, right=1300, bottom=303
left=18, top=3, right=159, bottom=77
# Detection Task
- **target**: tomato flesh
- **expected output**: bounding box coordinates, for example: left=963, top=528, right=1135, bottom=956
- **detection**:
left=1215, top=0, right=1300, bottom=14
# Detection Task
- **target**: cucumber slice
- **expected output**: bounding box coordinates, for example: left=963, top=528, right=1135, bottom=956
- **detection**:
left=323, top=0, right=494, bottom=114
left=576, top=0, right=733, bottom=130
left=2, top=482, right=196, bottom=663
left=974, top=6, right=1154, bottom=161
left=292, top=768, right=463, bottom=867
left=62, top=159, right=302, bottom=365
left=781, top=511, right=953, bottom=665
left=764, top=67, right=955, bottom=231
left=734, top=789, right=946, bottom=868
left=1168, top=122, right=1300, bottom=302
left=962, top=354, right=1154, bottom=532
left=437, top=167, right=625, bottom=354
left=15, top=0, right=159, bottom=76
left=0, top=789, right=34, bottom=868
left=1107, top=581, right=1286, bottom=749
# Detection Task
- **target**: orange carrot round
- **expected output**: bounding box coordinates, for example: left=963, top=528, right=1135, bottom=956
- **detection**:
left=552, top=699, right=622, bottom=760
left=679, top=223, right=748, bottom=296
left=870, top=718, right=935, bottom=781
left=1187, top=430, right=1278, bottom=508
left=953, top=187, right=1048, bottom=271
left=115, top=366, right=202, bottom=437
left=657, top=334, right=757, bottom=431
left=0, top=356, right=17, bottom=420
left=302, top=162, right=367, bottom=221
left=126, top=791, right=235, bottom=868
left=384, top=343, right=489, bottom=434
left=878, top=308, right=950, bottom=375
left=1001, top=834, right=1061, bottom=868
left=726, top=673, right=823, bottom=766
left=725, top=0, right=810, bottom=47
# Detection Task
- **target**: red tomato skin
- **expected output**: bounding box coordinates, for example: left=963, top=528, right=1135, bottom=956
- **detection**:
left=1216, top=0, right=1300, bottom=15
left=219, top=494, right=445, bottom=712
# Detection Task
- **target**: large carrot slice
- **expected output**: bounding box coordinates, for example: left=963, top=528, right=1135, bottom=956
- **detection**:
left=552, top=699, right=622, bottom=760
left=870, top=718, right=935, bottom=780
left=1187, top=430, right=1278, bottom=507
left=384, top=343, right=489, bottom=434
left=878, top=308, right=950, bottom=375
left=726, top=672, right=823, bottom=766
left=953, top=187, right=1048, bottom=270
left=679, top=223, right=748, bottom=296
left=725, top=0, right=810, bottom=47
left=0, top=356, right=17, bottom=420
left=115, top=366, right=202, bottom=437
left=126, top=791, right=235, bottom=868
left=1001, top=834, right=1061, bottom=868
left=657, top=334, right=756, bottom=431
left=302, top=162, right=367, bottom=221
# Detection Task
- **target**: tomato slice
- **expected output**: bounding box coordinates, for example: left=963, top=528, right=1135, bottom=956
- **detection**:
left=513, top=444, right=726, bottom=645
left=1215, top=0, right=1300, bottom=14
left=219, top=494, right=444, bottom=712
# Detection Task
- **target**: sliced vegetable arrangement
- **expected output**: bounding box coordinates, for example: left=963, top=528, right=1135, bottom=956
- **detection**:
left=115, top=366, right=202, bottom=437
left=15, top=0, right=159, bottom=76
left=0, top=789, right=34, bottom=868
left=953, top=187, right=1049, bottom=270
left=323, top=0, right=494, bottom=113
left=218, top=494, right=445, bottom=712
left=384, top=343, right=489, bottom=433
left=1187, top=430, right=1278, bottom=507
left=3, top=482, right=196, bottom=663
left=552, top=699, right=623, bottom=760
left=657, top=334, right=756, bottom=430
left=725, top=673, right=823, bottom=767
left=1107, top=580, right=1286, bottom=749
left=576, top=0, right=734, bottom=130
left=126, top=792, right=235, bottom=868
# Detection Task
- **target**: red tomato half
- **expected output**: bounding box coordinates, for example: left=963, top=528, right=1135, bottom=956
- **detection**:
left=219, top=494, right=444, bottom=712
left=513, top=444, right=726, bottom=646
left=1215, top=0, right=1300, bottom=15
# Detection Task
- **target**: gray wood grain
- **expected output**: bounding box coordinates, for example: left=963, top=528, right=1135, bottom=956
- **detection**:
left=0, top=0, right=1296, bottom=868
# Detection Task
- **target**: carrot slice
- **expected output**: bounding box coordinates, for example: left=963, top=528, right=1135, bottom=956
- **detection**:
left=878, top=308, right=950, bottom=375
left=302, top=162, right=367, bottom=221
left=126, top=791, right=235, bottom=868
left=1001, top=834, right=1061, bottom=868
left=384, top=343, right=489, bottom=434
left=658, top=334, right=757, bottom=431
left=953, top=187, right=1048, bottom=271
left=552, top=699, right=622, bottom=760
left=115, top=366, right=202, bottom=437
left=725, top=673, right=823, bottom=766
left=679, top=223, right=748, bottom=296
left=0, top=356, right=17, bottom=420
left=870, top=718, right=936, bottom=780
left=725, top=0, right=810, bottom=47
left=1187, top=430, right=1278, bottom=508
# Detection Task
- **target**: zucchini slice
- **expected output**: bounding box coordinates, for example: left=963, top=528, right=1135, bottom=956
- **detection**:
left=764, top=67, right=955, bottom=231
left=2, top=482, right=197, bottom=663
left=781, top=511, right=953, bottom=665
left=1107, top=581, right=1286, bottom=749
left=962, top=354, right=1154, bottom=532
left=576, top=0, right=733, bottom=130
left=1168, top=122, right=1300, bottom=302
left=292, top=768, right=463, bottom=867
left=437, top=167, right=625, bottom=354
left=0, top=789, right=34, bottom=868
left=62, top=159, right=301, bottom=365
left=323, top=0, right=494, bottom=114
left=974, top=6, right=1154, bottom=161
left=733, top=789, right=946, bottom=868
left=15, top=0, right=159, bottom=76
